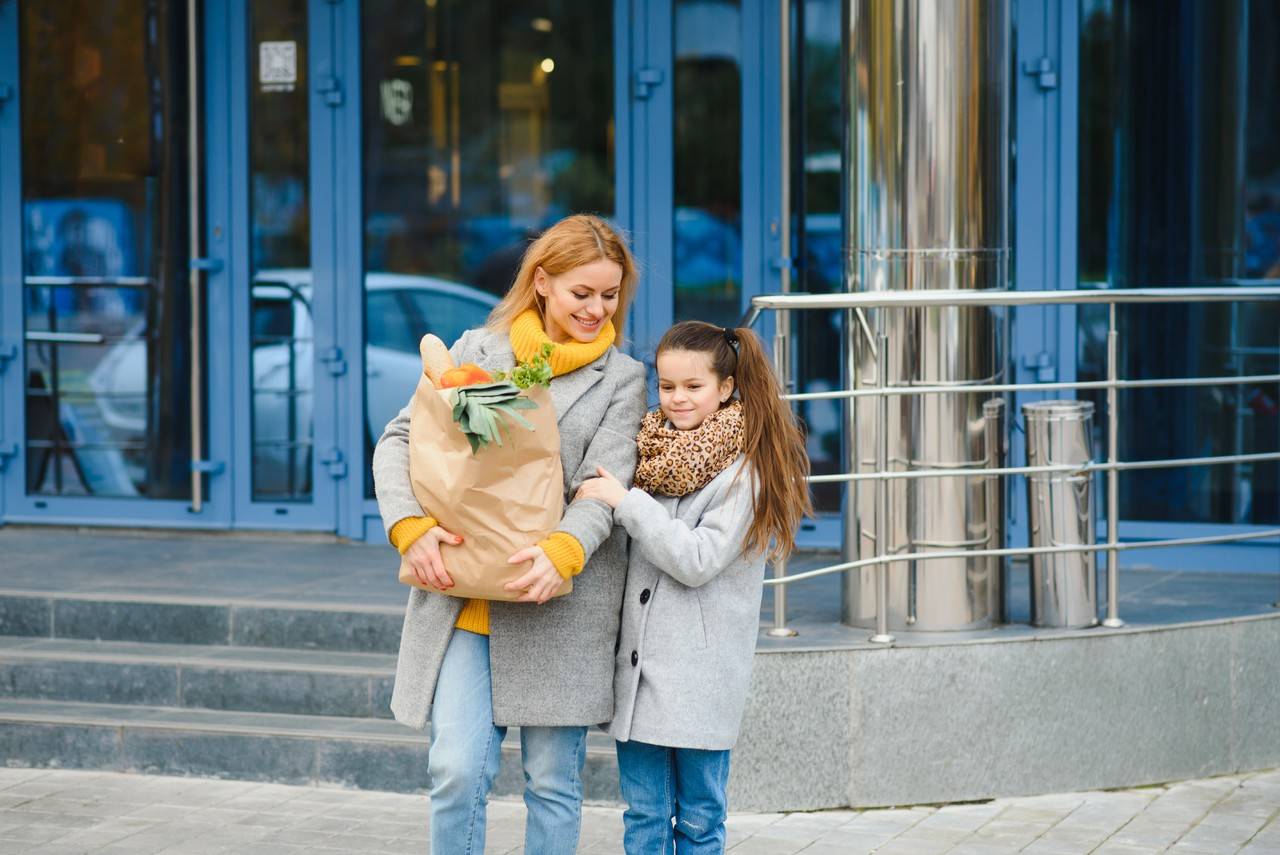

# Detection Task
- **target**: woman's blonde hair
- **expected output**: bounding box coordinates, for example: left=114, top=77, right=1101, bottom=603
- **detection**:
left=486, top=214, right=638, bottom=339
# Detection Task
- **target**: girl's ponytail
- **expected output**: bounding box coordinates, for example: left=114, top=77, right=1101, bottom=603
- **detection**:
left=655, top=321, right=813, bottom=560
left=728, top=327, right=813, bottom=561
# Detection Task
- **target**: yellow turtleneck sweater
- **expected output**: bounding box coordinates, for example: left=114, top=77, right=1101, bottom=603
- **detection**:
left=388, top=309, right=616, bottom=635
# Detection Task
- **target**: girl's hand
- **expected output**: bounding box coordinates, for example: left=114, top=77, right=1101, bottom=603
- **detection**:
left=504, top=545, right=566, bottom=604
left=404, top=525, right=464, bottom=590
left=574, top=466, right=628, bottom=509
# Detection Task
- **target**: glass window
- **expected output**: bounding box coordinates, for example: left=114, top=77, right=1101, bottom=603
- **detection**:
left=360, top=0, right=613, bottom=496
left=20, top=1, right=196, bottom=499
left=673, top=0, right=742, bottom=330
left=248, top=0, right=312, bottom=503
left=791, top=0, right=844, bottom=514
left=1078, top=0, right=1279, bottom=525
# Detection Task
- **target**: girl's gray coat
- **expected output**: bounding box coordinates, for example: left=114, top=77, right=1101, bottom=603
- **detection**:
left=609, top=456, right=765, bottom=750
left=372, top=327, right=647, bottom=730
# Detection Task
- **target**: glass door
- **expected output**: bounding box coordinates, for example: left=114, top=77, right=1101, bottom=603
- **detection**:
left=0, top=0, right=344, bottom=532
left=225, top=0, right=339, bottom=529
left=0, top=0, right=227, bottom=526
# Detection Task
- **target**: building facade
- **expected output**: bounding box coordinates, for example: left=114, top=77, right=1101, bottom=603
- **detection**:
left=0, top=0, right=1276, bottom=563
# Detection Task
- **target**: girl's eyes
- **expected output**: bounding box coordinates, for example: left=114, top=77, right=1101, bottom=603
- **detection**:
left=572, top=292, right=589, bottom=300
left=570, top=291, right=619, bottom=300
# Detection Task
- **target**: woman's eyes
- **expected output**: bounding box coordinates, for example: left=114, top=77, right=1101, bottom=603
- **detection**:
left=571, top=291, right=619, bottom=300
left=572, top=292, right=589, bottom=300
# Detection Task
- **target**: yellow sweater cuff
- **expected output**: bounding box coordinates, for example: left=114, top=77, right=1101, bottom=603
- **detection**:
left=389, top=516, right=437, bottom=554
left=540, top=532, right=585, bottom=580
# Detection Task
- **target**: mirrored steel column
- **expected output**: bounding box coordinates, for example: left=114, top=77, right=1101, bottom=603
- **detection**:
left=842, top=0, right=1011, bottom=631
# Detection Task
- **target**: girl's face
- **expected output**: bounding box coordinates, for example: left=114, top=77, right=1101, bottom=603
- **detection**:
left=534, top=259, right=623, bottom=344
left=656, top=349, right=734, bottom=431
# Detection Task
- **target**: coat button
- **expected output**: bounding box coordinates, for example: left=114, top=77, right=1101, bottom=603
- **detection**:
left=639, top=589, right=651, bottom=605
left=630, top=650, right=638, bottom=667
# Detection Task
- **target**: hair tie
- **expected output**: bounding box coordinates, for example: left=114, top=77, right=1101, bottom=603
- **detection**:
left=723, top=327, right=739, bottom=350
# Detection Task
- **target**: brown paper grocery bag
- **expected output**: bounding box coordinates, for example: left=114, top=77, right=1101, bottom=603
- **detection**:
left=398, top=376, right=569, bottom=600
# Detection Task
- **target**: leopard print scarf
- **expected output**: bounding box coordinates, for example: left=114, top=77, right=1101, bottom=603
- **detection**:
left=634, top=401, right=744, bottom=497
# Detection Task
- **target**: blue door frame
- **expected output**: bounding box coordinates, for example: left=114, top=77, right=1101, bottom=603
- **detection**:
left=0, top=0, right=18, bottom=522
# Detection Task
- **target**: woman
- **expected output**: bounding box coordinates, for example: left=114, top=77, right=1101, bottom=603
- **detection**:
left=372, top=214, right=647, bottom=854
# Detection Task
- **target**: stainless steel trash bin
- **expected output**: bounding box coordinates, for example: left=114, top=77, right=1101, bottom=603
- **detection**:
left=1023, top=401, right=1099, bottom=628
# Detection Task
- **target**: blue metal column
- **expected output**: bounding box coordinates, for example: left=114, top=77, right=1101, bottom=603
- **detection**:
left=332, top=0, right=366, bottom=541
left=0, top=0, right=20, bottom=521
left=1009, top=0, right=1079, bottom=548
left=626, top=0, right=676, bottom=362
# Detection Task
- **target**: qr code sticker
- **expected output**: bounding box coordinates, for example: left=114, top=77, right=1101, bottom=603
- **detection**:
left=259, top=41, right=298, bottom=88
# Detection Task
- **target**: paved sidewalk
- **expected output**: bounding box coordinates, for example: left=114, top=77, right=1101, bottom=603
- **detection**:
left=0, top=767, right=1276, bottom=854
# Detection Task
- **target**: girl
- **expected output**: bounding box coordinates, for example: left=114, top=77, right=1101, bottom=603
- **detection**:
left=373, top=214, right=648, bottom=854
left=576, top=320, right=812, bottom=854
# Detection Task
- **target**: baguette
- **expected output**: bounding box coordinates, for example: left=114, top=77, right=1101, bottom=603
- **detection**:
left=419, top=333, right=455, bottom=388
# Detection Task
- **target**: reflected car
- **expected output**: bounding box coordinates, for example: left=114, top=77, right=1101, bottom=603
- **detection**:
left=86, top=270, right=497, bottom=496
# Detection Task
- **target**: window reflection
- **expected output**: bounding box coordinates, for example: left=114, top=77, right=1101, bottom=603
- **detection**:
left=20, top=0, right=195, bottom=499
left=360, top=0, right=613, bottom=496
left=248, top=0, right=312, bottom=503
left=1078, top=0, right=1279, bottom=525
left=673, top=0, right=742, bottom=330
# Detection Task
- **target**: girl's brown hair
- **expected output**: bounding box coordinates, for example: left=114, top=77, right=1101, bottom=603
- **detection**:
left=657, top=321, right=813, bottom=561
left=487, top=214, right=639, bottom=339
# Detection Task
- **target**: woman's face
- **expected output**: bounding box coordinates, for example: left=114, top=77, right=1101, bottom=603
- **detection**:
left=534, top=259, right=623, bottom=344
left=656, top=349, right=734, bottom=431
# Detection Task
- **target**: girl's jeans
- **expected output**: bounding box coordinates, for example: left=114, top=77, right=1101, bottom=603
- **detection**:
left=427, top=629, right=587, bottom=855
left=615, top=738, right=732, bottom=854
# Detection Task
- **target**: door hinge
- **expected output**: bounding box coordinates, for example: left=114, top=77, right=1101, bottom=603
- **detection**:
left=1021, top=350, right=1056, bottom=382
left=320, top=448, right=348, bottom=479
left=189, top=257, right=223, bottom=272
left=0, top=343, right=16, bottom=374
left=316, top=75, right=344, bottom=107
left=0, top=444, right=20, bottom=472
left=320, top=346, right=347, bottom=377
left=633, top=68, right=664, bottom=100
left=191, top=460, right=226, bottom=475
left=1022, top=57, right=1057, bottom=91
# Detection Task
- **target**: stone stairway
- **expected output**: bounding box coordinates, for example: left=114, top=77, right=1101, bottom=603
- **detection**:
left=0, top=588, right=622, bottom=800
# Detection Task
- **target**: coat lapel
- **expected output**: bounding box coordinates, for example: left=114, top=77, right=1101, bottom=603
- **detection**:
left=475, top=332, right=609, bottom=424
left=549, top=354, right=608, bottom=423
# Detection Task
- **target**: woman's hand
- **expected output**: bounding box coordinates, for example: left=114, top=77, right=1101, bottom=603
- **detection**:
left=504, top=545, right=566, bottom=604
left=404, top=525, right=464, bottom=590
left=574, top=466, right=628, bottom=509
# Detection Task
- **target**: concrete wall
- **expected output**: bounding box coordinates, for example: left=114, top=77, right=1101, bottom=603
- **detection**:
left=729, top=613, right=1280, bottom=812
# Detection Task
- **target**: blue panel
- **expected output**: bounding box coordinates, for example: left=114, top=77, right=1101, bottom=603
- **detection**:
left=333, top=0, right=366, bottom=540
left=629, top=0, right=676, bottom=365
left=202, top=0, right=237, bottom=526
left=0, top=0, right=20, bottom=520
left=1009, top=0, right=1078, bottom=548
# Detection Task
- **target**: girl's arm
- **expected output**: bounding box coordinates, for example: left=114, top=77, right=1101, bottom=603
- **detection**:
left=613, top=466, right=756, bottom=588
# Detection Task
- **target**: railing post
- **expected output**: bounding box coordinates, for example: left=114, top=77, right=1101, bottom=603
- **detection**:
left=767, top=308, right=798, bottom=638
left=870, top=329, right=895, bottom=645
left=1102, top=302, right=1124, bottom=628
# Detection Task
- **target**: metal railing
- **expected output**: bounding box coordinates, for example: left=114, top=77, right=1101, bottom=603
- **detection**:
left=743, top=286, right=1280, bottom=643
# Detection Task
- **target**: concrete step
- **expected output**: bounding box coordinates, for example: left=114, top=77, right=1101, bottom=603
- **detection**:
left=0, top=636, right=396, bottom=719
left=0, top=699, right=622, bottom=802
left=0, top=589, right=403, bottom=654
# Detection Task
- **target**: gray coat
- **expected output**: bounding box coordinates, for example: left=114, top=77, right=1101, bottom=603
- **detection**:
left=372, top=327, right=647, bottom=730
left=609, top=456, right=765, bottom=750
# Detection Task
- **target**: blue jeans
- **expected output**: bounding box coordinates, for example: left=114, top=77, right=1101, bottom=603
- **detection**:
left=427, top=629, right=588, bottom=855
left=615, top=738, right=732, bottom=854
